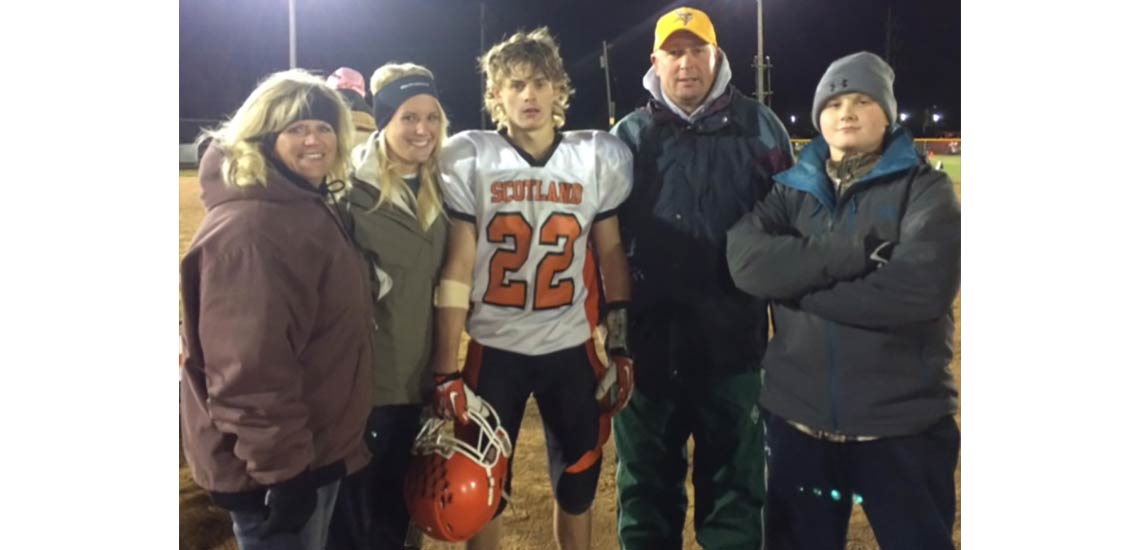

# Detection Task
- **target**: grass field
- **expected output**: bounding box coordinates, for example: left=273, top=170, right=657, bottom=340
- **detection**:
left=939, top=155, right=961, bottom=188
left=178, top=155, right=961, bottom=550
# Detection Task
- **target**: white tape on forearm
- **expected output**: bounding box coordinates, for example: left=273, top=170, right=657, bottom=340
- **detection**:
left=433, top=279, right=472, bottom=309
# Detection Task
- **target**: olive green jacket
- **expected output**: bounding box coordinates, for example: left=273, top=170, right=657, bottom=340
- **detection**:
left=340, top=135, right=447, bottom=406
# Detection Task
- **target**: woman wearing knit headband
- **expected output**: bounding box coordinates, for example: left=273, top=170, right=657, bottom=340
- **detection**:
left=326, top=62, right=450, bottom=550
left=179, top=69, right=374, bottom=550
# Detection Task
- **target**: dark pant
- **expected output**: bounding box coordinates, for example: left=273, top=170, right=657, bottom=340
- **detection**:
left=229, top=480, right=340, bottom=550
left=765, top=412, right=960, bottom=550
left=462, top=339, right=605, bottom=517
left=326, top=405, right=424, bottom=550
left=614, top=370, right=766, bottom=550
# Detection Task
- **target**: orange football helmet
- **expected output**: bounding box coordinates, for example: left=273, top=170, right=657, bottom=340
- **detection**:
left=404, top=395, right=513, bottom=542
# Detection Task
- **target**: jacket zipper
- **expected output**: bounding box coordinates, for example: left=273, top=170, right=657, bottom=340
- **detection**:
left=824, top=205, right=840, bottom=431
left=826, top=320, right=840, bottom=431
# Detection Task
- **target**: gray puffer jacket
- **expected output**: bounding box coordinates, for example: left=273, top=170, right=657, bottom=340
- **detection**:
left=726, top=126, right=960, bottom=437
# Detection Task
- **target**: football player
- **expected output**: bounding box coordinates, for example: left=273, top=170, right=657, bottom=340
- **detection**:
left=429, top=27, right=634, bottom=550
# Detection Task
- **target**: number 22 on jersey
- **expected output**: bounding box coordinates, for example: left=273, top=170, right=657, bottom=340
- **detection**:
left=483, top=212, right=582, bottom=310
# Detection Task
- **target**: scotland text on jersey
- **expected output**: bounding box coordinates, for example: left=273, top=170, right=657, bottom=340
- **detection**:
left=491, top=180, right=583, bottom=205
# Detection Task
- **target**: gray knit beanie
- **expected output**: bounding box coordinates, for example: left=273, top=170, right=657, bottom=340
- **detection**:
left=812, top=51, right=897, bottom=131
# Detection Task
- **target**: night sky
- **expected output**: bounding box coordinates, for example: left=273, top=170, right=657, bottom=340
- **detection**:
left=180, top=0, right=960, bottom=141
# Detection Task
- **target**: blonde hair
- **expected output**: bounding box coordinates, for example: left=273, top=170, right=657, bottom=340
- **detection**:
left=480, top=27, right=574, bottom=129
left=361, top=63, right=449, bottom=230
left=203, top=69, right=354, bottom=188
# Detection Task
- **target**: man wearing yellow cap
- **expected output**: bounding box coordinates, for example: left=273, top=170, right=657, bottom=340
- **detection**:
left=609, top=6, right=792, bottom=550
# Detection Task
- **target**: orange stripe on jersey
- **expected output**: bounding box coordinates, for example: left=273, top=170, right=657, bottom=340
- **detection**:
left=582, top=243, right=600, bottom=329
left=565, top=339, right=612, bottom=474
left=461, top=338, right=485, bottom=390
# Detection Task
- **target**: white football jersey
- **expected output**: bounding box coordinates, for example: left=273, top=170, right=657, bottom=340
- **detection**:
left=439, top=129, right=633, bottom=356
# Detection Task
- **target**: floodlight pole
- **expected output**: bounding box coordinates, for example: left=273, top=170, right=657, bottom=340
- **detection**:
left=288, top=0, right=297, bottom=69
left=756, top=0, right=764, bottom=104
left=601, top=40, right=615, bottom=127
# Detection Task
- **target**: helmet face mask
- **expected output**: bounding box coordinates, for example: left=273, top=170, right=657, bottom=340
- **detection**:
left=404, top=397, right=513, bottom=542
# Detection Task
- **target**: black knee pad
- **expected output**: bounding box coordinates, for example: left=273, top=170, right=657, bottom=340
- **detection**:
left=554, top=458, right=601, bottom=515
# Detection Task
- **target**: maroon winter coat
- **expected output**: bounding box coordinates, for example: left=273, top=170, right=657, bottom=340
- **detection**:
left=179, top=143, right=373, bottom=509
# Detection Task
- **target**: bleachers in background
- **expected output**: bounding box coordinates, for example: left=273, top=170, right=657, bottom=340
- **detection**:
left=180, top=119, right=220, bottom=168
left=179, top=144, right=199, bottom=168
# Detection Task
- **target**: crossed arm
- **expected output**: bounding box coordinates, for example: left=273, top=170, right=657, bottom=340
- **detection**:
left=726, top=172, right=961, bottom=329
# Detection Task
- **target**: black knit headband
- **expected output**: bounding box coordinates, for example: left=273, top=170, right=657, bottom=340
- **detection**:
left=372, top=74, right=439, bottom=129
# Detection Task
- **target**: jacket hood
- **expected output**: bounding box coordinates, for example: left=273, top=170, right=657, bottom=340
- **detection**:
left=348, top=130, right=419, bottom=218
left=350, top=131, right=384, bottom=188
left=198, top=141, right=328, bottom=211
left=774, top=124, right=922, bottom=211
left=642, top=50, right=733, bottom=122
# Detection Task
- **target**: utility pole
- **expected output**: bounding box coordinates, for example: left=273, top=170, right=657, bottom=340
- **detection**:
left=756, top=0, right=764, bottom=104
left=753, top=0, right=772, bottom=106
left=288, top=0, right=297, bottom=69
left=600, top=40, right=615, bottom=127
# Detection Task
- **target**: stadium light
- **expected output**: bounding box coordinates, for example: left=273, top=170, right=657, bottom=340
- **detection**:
left=789, top=114, right=796, bottom=124
left=900, top=112, right=910, bottom=122
left=932, top=113, right=943, bottom=123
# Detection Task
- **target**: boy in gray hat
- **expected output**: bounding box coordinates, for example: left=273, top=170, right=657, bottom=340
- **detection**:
left=726, top=51, right=960, bottom=549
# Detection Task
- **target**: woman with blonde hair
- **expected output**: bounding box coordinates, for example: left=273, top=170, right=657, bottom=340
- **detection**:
left=179, top=68, right=374, bottom=550
left=326, top=62, right=450, bottom=550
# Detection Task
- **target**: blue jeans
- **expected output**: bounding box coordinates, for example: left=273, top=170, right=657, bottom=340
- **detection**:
left=229, top=480, right=341, bottom=550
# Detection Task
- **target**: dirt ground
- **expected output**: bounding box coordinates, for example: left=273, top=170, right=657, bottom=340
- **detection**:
left=179, top=172, right=961, bottom=550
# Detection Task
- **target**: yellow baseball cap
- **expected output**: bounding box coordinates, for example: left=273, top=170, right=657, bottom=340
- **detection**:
left=653, top=7, right=717, bottom=51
